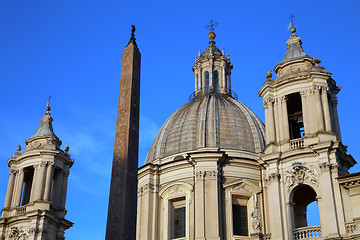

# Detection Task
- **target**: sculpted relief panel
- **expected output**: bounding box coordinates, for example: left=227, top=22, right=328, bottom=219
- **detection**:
left=285, top=162, right=319, bottom=189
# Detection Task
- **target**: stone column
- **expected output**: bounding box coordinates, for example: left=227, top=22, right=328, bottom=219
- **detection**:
left=14, top=169, right=24, bottom=207
left=274, top=98, right=280, bottom=143
left=281, top=96, right=290, bottom=140
left=265, top=173, right=285, bottom=239
left=33, top=163, right=47, bottom=201
left=321, top=87, right=332, bottom=132
left=30, top=164, right=40, bottom=202
left=60, top=170, right=69, bottom=209
left=314, top=86, right=325, bottom=131
left=318, top=162, right=341, bottom=238
left=105, top=29, right=141, bottom=240
left=268, top=98, right=276, bottom=143
left=300, top=91, right=309, bottom=135
left=305, top=90, right=315, bottom=134
left=264, top=102, right=270, bottom=144
left=43, top=162, right=54, bottom=201
left=194, top=73, right=198, bottom=92
left=204, top=169, right=221, bottom=239
left=278, top=97, right=284, bottom=141
left=194, top=169, right=205, bottom=239
left=4, top=169, right=16, bottom=209
left=331, top=98, right=341, bottom=140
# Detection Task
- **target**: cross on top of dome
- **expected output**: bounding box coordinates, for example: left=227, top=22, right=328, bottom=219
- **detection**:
left=206, top=20, right=218, bottom=32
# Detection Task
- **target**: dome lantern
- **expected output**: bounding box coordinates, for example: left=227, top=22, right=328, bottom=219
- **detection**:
left=192, top=21, right=233, bottom=99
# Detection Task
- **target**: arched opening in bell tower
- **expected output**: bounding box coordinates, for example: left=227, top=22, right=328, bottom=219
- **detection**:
left=21, top=166, right=34, bottom=206
left=287, top=93, right=304, bottom=139
left=292, top=184, right=320, bottom=228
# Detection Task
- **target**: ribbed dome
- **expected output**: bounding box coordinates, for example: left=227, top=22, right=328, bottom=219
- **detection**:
left=145, top=94, right=266, bottom=164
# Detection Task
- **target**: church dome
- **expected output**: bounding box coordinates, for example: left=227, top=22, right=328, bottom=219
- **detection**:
left=145, top=30, right=266, bottom=164
left=145, top=94, right=265, bottom=164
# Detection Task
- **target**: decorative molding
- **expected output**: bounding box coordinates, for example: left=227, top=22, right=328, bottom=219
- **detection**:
left=169, top=185, right=185, bottom=196
left=9, top=227, right=30, bottom=239
left=318, top=162, right=331, bottom=173
left=195, top=170, right=205, bottom=181
left=264, top=173, right=280, bottom=186
left=285, top=162, right=319, bottom=189
left=231, top=182, right=252, bottom=195
left=28, top=141, right=41, bottom=150
left=209, top=170, right=218, bottom=180
left=138, top=183, right=157, bottom=196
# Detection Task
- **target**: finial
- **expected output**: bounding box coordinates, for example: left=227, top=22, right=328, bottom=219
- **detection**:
left=206, top=20, right=218, bottom=40
left=46, top=96, right=51, bottom=113
left=228, top=53, right=230, bottom=60
left=16, top=144, right=21, bottom=153
left=266, top=70, right=273, bottom=80
left=222, top=47, right=224, bottom=55
left=288, top=14, right=296, bottom=33
left=198, top=49, right=201, bottom=57
left=64, top=145, right=70, bottom=154
left=312, top=57, right=321, bottom=66
left=127, top=25, right=138, bottom=47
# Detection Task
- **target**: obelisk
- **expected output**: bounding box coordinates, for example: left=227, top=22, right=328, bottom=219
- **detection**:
left=105, top=25, right=141, bottom=240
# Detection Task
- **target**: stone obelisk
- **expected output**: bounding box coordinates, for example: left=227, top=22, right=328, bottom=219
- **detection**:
left=105, top=25, right=141, bottom=240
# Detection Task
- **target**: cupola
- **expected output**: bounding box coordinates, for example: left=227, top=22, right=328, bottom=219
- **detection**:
left=192, top=22, right=233, bottom=98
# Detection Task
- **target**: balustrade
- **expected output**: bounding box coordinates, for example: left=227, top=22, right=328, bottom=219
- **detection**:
left=293, top=226, right=321, bottom=240
left=289, top=138, right=304, bottom=149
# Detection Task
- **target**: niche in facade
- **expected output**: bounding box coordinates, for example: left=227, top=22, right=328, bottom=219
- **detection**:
left=287, top=93, right=304, bottom=139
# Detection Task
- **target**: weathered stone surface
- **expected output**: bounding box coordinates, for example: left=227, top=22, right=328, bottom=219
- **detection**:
left=106, top=40, right=141, bottom=240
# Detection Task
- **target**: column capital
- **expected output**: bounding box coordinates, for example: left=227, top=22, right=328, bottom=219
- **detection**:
left=281, top=95, right=287, bottom=102
left=321, top=86, right=329, bottom=92
left=313, top=85, right=323, bottom=92
left=300, top=90, right=307, bottom=97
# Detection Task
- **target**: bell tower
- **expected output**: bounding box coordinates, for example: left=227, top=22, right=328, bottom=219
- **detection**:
left=0, top=102, right=74, bottom=240
left=258, top=24, right=356, bottom=240
left=258, top=28, right=341, bottom=154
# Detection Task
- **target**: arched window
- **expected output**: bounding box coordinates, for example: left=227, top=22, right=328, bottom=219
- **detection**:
left=204, top=72, right=209, bottom=93
left=292, top=185, right=320, bottom=228
left=214, top=71, right=219, bottom=92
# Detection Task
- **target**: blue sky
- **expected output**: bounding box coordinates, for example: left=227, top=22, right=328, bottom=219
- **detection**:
left=0, top=1, right=359, bottom=239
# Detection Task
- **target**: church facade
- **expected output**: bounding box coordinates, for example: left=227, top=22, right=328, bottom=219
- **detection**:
left=0, top=24, right=360, bottom=240
left=136, top=27, right=360, bottom=240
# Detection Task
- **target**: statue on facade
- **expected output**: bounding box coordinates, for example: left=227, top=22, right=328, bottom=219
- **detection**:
left=251, top=204, right=262, bottom=233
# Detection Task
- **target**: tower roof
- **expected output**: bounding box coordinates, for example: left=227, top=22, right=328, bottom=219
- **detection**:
left=26, top=102, right=62, bottom=150
left=29, top=103, right=59, bottom=140
left=278, top=33, right=310, bottom=66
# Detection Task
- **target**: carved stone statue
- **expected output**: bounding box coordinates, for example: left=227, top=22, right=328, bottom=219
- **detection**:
left=251, top=204, right=262, bottom=233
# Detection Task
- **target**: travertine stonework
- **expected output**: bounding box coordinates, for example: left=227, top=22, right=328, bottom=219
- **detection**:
left=136, top=29, right=360, bottom=240
left=0, top=106, right=74, bottom=240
